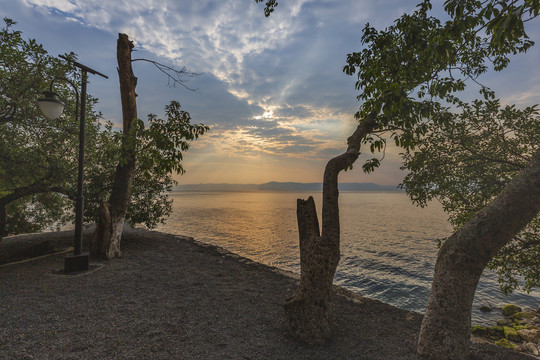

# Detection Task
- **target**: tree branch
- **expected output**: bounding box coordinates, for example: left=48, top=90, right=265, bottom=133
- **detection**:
left=131, top=58, right=200, bottom=91
left=0, top=182, right=73, bottom=207
left=458, top=140, right=525, bottom=169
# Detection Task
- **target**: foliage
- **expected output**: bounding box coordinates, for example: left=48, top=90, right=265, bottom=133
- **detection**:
left=0, top=17, right=91, bottom=235
left=137, top=101, right=209, bottom=177
left=342, top=0, right=538, bottom=162
left=254, top=0, right=539, bottom=162
left=0, top=18, right=208, bottom=236
left=400, top=100, right=540, bottom=294
left=75, top=101, right=208, bottom=231
left=255, top=0, right=278, bottom=17
left=127, top=101, right=208, bottom=229
left=344, top=1, right=540, bottom=294
left=4, top=194, right=69, bottom=234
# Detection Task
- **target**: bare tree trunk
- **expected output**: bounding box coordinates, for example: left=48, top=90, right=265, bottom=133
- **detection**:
left=417, top=147, right=540, bottom=360
left=284, top=114, right=377, bottom=345
left=91, top=33, right=138, bottom=259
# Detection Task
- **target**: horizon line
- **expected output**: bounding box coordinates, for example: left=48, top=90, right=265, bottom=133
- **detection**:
left=176, top=181, right=400, bottom=186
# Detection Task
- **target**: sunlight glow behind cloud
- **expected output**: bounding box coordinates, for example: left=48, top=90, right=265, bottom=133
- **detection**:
left=19, top=0, right=374, bottom=182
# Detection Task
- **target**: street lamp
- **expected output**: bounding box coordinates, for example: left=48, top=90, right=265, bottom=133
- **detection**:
left=37, top=55, right=108, bottom=273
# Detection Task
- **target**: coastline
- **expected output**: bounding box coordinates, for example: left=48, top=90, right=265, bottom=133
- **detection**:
left=0, top=228, right=534, bottom=359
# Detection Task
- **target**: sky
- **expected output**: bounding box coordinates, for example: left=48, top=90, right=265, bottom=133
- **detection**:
left=2, top=0, right=539, bottom=185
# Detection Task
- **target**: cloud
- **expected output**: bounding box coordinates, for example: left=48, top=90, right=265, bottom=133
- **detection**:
left=18, top=0, right=375, bottom=143
left=317, top=147, right=343, bottom=156
left=15, top=0, right=537, bottom=185
left=23, top=0, right=77, bottom=13
left=20, top=0, right=369, bottom=104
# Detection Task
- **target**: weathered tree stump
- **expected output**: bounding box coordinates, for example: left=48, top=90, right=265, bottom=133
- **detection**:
left=284, top=197, right=340, bottom=345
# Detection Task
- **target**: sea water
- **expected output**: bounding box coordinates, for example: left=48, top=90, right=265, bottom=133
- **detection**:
left=156, top=190, right=540, bottom=325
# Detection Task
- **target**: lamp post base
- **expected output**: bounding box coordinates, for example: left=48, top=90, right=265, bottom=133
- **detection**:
left=64, top=252, right=90, bottom=273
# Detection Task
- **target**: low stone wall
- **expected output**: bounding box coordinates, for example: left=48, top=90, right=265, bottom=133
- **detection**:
left=0, top=228, right=94, bottom=265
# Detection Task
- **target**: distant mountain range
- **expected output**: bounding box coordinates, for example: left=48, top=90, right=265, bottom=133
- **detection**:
left=174, top=181, right=401, bottom=192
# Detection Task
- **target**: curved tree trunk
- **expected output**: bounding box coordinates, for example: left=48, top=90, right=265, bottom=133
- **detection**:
left=284, top=114, right=377, bottom=345
left=417, top=147, right=540, bottom=360
left=91, top=33, right=138, bottom=259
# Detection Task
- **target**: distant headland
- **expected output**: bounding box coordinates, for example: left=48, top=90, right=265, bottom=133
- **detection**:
left=173, top=181, right=401, bottom=192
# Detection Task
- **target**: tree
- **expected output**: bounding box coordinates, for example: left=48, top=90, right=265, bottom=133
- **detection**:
left=417, top=150, right=540, bottom=360
left=0, top=17, right=95, bottom=239
left=342, top=2, right=540, bottom=358
left=257, top=0, right=540, bottom=356
left=283, top=115, right=377, bottom=344
left=400, top=100, right=540, bottom=359
left=91, top=33, right=208, bottom=259
left=401, top=100, right=540, bottom=295
left=90, top=33, right=138, bottom=259
left=255, top=0, right=278, bottom=17
left=1, top=22, right=207, bottom=247
left=83, top=118, right=183, bottom=233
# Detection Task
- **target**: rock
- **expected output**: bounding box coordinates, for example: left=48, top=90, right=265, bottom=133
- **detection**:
left=525, top=342, right=540, bottom=356
left=502, top=304, right=522, bottom=317
left=497, top=319, right=512, bottom=326
left=488, top=326, right=505, bottom=339
left=479, top=304, right=493, bottom=313
left=495, top=338, right=517, bottom=349
left=516, top=318, right=535, bottom=327
left=517, top=328, right=540, bottom=343
left=504, top=326, right=521, bottom=342
left=472, top=325, right=490, bottom=337
left=511, top=311, right=535, bottom=321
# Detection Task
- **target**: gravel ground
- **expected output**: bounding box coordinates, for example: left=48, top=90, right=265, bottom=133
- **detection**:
left=0, top=228, right=534, bottom=359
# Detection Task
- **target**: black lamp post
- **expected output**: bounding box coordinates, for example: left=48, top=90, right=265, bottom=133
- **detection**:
left=37, top=55, right=107, bottom=273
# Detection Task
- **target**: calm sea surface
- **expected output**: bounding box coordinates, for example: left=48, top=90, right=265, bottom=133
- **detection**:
left=156, top=190, right=539, bottom=325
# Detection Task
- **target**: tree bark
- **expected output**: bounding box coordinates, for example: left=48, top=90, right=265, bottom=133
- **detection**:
left=417, top=147, right=540, bottom=360
left=91, top=33, right=138, bottom=259
left=284, top=114, right=377, bottom=345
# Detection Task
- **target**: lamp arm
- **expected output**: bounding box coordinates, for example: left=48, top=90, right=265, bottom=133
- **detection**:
left=49, top=76, right=79, bottom=99
left=48, top=76, right=80, bottom=124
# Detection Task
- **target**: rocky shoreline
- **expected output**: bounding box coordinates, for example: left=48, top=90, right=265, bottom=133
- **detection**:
left=473, top=304, right=540, bottom=357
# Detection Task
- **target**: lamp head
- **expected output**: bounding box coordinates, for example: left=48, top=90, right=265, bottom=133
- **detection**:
left=36, top=91, right=65, bottom=119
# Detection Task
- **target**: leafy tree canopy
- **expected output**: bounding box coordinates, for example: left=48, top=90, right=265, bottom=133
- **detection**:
left=345, top=0, right=540, bottom=293
left=83, top=101, right=208, bottom=231
left=342, top=0, right=538, bottom=169
left=0, top=18, right=208, bottom=237
left=256, top=0, right=538, bottom=168
left=0, top=17, right=93, bottom=235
